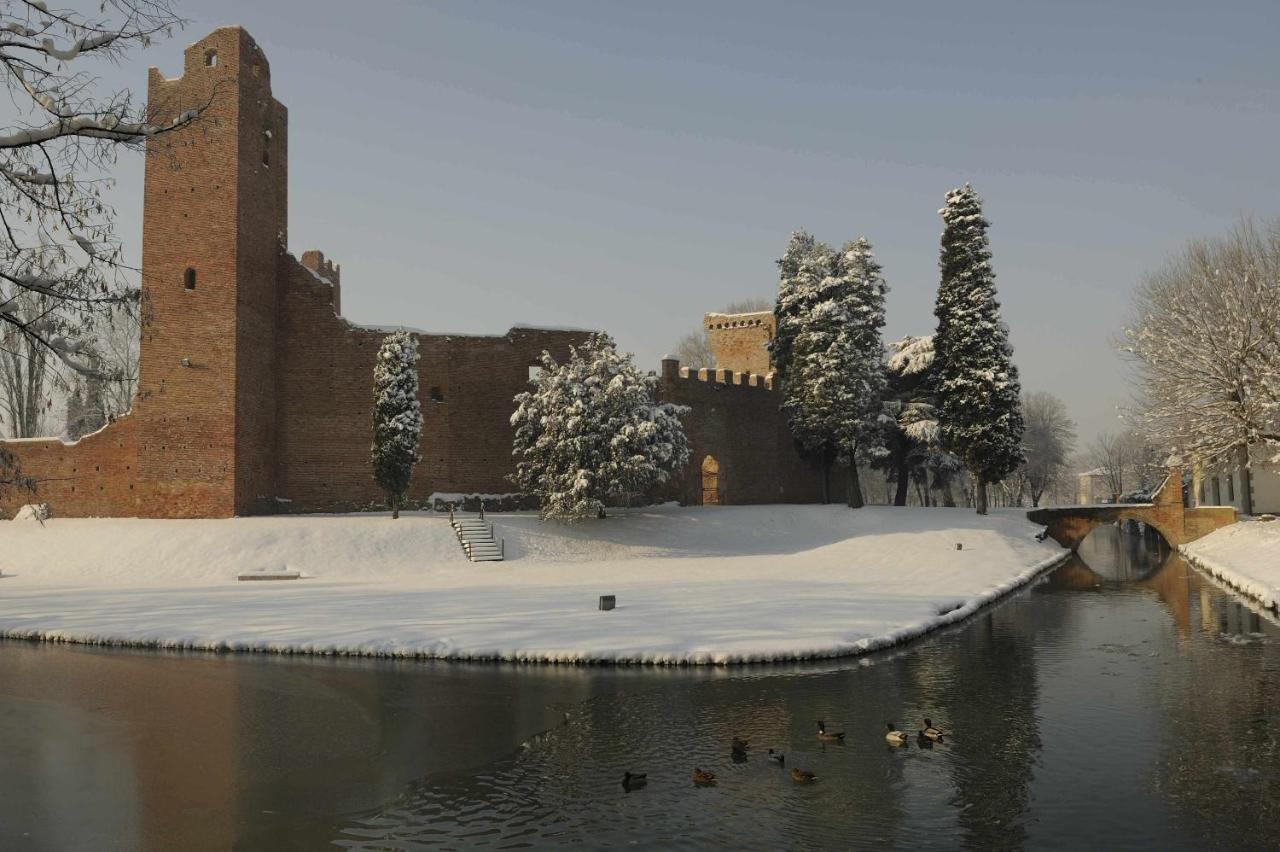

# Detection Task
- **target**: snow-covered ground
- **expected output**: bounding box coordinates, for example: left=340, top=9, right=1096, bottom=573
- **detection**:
left=0, top=505, right=1067, bottom=664
left=1181, top=518, right=1280, bottom=611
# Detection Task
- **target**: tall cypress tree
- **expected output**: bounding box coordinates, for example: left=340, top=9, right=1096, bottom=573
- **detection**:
left=933, top=184, right=1024, bottom=514
left=372, top=330, right=423, bottom=519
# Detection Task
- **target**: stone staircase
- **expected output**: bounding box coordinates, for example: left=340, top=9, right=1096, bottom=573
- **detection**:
left=451, top=514, right=505, bottom=563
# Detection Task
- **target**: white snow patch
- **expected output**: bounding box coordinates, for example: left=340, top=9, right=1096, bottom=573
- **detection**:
left=1181, top=519, right=1280, bottom=611
left=0, top=506, right=1068, bottom=664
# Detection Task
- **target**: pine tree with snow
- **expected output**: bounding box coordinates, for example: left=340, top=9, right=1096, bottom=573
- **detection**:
left=932, top=184, right=1024, bottom=514
left=780, top=238, right=889, bottom=507
left=371, top=331, right=422, bottom=519
left=771, top=230, right=820, bottom=379
left=510, top=333, right=690, bottom=521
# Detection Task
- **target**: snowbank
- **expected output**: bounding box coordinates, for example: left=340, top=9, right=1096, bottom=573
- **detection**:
left=0, top=506, right=1068, bottom=664
left=1181, top=519, right=1280, bottom=611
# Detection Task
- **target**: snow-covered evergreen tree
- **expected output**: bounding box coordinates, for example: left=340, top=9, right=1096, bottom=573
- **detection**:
left=933, top=184, right=1024, bottom=514
left=510, top=333, right=690, bottom=521
left=371, top=331, right=422, bottom=519
left=779, top=237, right=889, bottom=507
left=771, top=230, right=820, bottom=380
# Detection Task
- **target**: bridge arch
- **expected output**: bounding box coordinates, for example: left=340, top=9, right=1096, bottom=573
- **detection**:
left=1027, top=467, right=1235, bottom=551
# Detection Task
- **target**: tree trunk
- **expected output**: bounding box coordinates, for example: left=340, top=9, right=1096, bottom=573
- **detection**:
left=1238, top=444, right=1255, bottom=516
left=391, top=493, right=400, bottom=520
left=940, top=479, right=956, bottom=507
left=848, top=463, right=865, bottom=508
left=893, top=454, right=910, bottom=507
left=974, top=474, right=988, bottom=515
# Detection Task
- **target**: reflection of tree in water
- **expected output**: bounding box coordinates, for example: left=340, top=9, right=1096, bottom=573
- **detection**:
left=935, top=611, right=1042, bottom=850
left=1151, top=571, right=1280, bottom=849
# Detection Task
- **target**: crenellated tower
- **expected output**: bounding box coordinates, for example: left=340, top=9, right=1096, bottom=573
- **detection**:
left=137, top=27, right=287, bottom=516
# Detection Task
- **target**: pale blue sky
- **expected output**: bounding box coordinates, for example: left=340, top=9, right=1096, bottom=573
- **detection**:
left=98, top=0, right=1280, bottom=446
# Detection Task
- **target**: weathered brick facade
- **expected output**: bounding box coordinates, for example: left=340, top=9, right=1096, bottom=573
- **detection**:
left=0, top=28, right=826, bottom=518
left=705, top=310, right=774, bottom=375
left=658, top=359, right=837, bottom=506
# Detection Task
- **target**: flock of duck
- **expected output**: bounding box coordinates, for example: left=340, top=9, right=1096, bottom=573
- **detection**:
left=620, top=718, right=947, bottom=791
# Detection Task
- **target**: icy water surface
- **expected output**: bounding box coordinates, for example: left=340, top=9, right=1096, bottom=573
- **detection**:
left=2, top=525, right=1278, bottom=850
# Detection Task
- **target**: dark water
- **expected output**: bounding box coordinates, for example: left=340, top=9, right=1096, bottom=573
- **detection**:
left=2, top=525, right=1279, bottom=851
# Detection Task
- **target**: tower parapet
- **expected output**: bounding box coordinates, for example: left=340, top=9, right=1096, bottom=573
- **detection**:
left=704, top=310, right=775, bottom=375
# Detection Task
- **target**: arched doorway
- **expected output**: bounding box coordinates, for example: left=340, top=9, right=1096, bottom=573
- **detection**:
left=701, top=455, right=721, bottom=505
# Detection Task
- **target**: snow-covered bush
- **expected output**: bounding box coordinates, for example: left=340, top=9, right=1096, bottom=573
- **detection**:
left=371, top=331, right=422, bottom=519
left=510, top=333, right=690, bottom=521
left=13, top=502, right=50, bottom=522
left=933, top=184, right=1024, bottom=514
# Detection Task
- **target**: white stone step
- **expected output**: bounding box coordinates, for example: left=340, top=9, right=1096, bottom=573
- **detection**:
left=471, top=554, right=504, bottom=562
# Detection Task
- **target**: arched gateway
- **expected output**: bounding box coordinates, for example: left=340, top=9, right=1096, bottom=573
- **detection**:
left=1027, top=467, right=1236, bottom=549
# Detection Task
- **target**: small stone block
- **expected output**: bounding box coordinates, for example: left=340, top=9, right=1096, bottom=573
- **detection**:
left=238, top=570, right=302, bottom=581
left=598, top=595, right=616, bottom=611
left=955, top=543, right=963, bottom=550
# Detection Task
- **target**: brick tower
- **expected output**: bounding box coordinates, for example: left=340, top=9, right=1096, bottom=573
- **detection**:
left=136, top=28, right=287, bottom=516
left=704, top=310, right=775, bottom=375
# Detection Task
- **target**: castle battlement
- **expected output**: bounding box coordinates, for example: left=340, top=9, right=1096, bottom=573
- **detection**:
left=660, top=358, right=775, bottom=391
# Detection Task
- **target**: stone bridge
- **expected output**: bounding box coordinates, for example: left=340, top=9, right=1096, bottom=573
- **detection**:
left=1027, top=467, right=1237, bottom=549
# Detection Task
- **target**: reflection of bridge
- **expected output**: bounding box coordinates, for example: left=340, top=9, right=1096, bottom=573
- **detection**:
left=1027, top=467, right=1236, bottom=549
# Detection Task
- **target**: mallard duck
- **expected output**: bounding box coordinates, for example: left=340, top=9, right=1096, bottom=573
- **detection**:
left=922, top=718, right=945, bottom=741
left=885, top=722, right=908, bottom=745
left=622, top=771, right=647, bottom=791
left=692, top=767, right=717, bottom=786
left=816, top=720, right=846, bottom=742
left=767, top=749, right=785, bottom=766
left=790, top=768, right=817, bottom=783
left=731, top=736, right=750, bottom=751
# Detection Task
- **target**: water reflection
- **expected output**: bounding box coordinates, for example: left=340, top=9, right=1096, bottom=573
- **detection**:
left=1, top=524, right=1278, bottom=850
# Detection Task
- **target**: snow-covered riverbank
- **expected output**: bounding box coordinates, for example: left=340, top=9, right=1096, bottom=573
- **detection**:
left=1181, top=519, right=1280, bottom=611
left=0, top=505, right=1068, bottom=664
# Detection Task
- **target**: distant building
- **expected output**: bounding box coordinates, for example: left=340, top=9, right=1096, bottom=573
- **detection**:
left=1077, top=469, right=1112, bottom=504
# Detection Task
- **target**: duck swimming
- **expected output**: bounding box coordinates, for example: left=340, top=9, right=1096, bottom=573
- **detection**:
left=885, top=722, right=909, bottom=745
left=622, top=771, right=647, bottom=791
left=692, top=767, right=717, bottom=786
left=817, top=720, right=846, bottom=742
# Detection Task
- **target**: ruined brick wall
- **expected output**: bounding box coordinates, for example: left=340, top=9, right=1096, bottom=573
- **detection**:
left=705, top=311, right=775, bottom=375
left=274, top=254, right=586, bottom=512
left=0, top=417, right=141, bottom=518
left=657, top=358, right=835, bottom=505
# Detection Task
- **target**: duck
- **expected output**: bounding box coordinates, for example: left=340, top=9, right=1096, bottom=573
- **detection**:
left=692, top=767, right=717, bottom=786
left=816, top=720, right=846, bottom=742
left=885, top=722, right=909, bottom=745
left=731, top=736, right=750, bottom=752
left=621, top=771, right=647, bottom=791
left=922, top=718, right=945, bottom=741
left=767, top=749, right=785, bottom=766
left=790, top=768, right=818, bottom=783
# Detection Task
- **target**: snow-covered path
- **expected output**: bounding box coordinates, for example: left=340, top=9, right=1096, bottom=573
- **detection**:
left=0, top=506, right=1068, bottom=664
left=1181, top=518, right=1280, bottom=611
